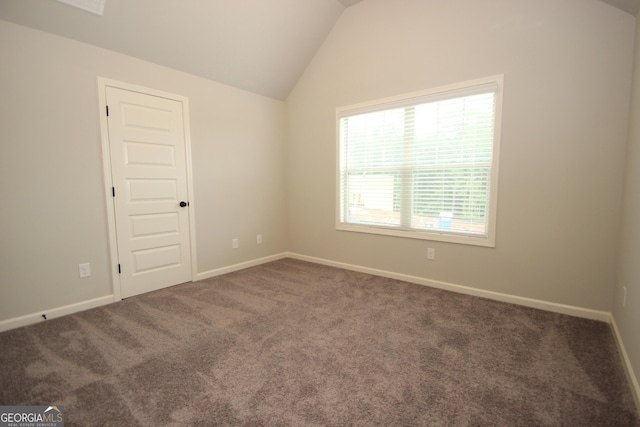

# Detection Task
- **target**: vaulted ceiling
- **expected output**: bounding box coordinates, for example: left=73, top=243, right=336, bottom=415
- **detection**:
left=604, top=0, right=640, bottom=15
left=0, top=0, right=637, bottom=100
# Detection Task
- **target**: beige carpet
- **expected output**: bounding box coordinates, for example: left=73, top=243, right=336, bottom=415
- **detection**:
left=1, top=258, right=638, bottom=426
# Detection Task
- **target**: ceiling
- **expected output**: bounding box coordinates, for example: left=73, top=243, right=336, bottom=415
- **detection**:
left=603, top=0, right=640, bottom=14
left=0, top=0, right=637, bottom=100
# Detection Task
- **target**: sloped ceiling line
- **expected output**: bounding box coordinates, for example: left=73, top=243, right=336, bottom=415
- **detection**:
left=0, top=0, right=637, bottom=100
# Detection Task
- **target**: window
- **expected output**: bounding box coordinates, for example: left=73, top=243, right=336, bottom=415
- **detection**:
left=336, top=75, right=503, bottom=247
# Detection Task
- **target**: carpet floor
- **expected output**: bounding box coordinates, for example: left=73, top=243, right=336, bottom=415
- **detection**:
left=0, top=258, right=638, bottom=426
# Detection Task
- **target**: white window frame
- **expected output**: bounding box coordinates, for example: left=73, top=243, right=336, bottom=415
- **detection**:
left=335, top=75, right=504, bottom=247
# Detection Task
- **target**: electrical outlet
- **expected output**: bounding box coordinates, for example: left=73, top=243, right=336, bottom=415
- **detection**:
left=79, top=263, right=91, bottom=278
left=427, top=248, right=435, bottom=260
left=257, top=234, right=263, bottom=244
left=622, top=286, right=627, bottom=308
left=232, top=238, right=239, bottom=249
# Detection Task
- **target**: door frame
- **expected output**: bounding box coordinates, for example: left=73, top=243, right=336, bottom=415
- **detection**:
left=97, top=77, right=198, bottom=301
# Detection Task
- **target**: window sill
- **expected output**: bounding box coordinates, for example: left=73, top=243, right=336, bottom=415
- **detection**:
left=336, top=223, right=496, bottom=247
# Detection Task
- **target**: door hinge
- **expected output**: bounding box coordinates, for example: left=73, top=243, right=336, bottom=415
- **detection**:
left=106, top=105, right=109, bottom=117
left=112, top=187, right=115, bottom=197
left=118, top=264, right=121, bottom=274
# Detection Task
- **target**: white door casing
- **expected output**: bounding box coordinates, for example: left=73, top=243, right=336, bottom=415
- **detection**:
left=98, top=79, right=196, bottom=299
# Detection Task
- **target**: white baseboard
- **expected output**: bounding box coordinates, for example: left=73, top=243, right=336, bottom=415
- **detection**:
left=1, top=252, right=637, bottom=413
left=0, top=253, right=289, bottom=333
left=0, top=253, right=612, bottom=326
left=288, top=253, right=640, bottom=413
left=196, top=252, right=289, bottom=281
left=0, top=295, right=115, bottom=333
left=287, top=252, right=611, bottom=322
left=610, top=315, right=640, bottom=414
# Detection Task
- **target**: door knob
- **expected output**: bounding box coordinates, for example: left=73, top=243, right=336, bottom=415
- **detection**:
left=179, top=201, right=188, bottom=207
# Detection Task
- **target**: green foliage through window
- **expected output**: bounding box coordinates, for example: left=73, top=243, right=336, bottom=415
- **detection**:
left=337, top=77, right=502, bottom=244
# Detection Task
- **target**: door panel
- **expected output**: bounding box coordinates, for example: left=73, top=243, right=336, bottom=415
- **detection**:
left=106, top=86, right=192, bottom=298
left=132, top=245, right=182, bottom=274
left=129, top=213, right=180, bottom=239
left=124, top=142, right=175, bottom=167
left=128, top=179, right=178, bottom=201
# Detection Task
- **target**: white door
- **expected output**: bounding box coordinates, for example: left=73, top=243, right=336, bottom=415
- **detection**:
left=105, top=86, right=192, bottom=298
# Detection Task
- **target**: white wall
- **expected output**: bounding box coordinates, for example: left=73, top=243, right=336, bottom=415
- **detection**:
left=0, top=0, right=637, bottom=332
left=286, top=0, right=634, bottom=311
left=0, top=20, right=288, bottom=323
left=0, top=1, right=638, bottom=398
left=614, top=7, right=640, bottom=406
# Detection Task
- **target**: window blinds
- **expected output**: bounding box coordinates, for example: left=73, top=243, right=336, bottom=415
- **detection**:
left=338, top=82, right=498, bottom=239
